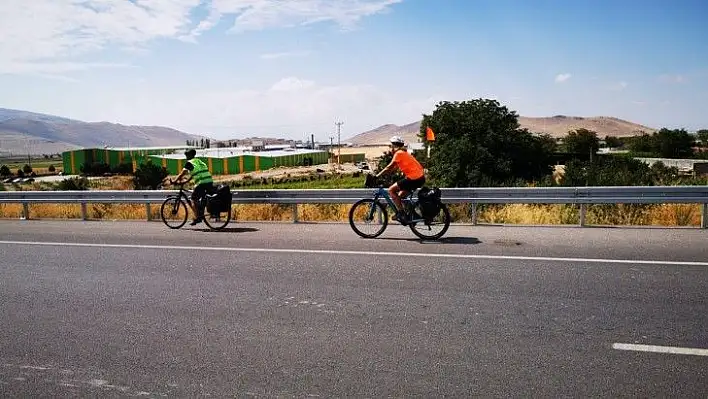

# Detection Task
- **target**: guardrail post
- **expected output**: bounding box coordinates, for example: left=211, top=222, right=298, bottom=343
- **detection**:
left=701, top=203, right=708, bottom=229
left=292, top=204, right=298, bottom=223
left=469, top=203, right=478, bottom=225
left=579, top=204, right=587, bottom=227
left=21, top=202, right=29, bottom=220
left=144, top=195, right=153, bottom=221
left=80, top=202, right=88, bottom=220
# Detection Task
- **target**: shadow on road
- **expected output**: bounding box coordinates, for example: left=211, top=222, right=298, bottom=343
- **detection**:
left=378, top=236, right=482, bottom=244
left=436, top=236, right=482, bottom=245
left=197, top=227, right=260, bottom=233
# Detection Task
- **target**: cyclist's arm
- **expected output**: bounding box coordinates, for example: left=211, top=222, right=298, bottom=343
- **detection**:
left=174, top=163, right=193, bottom=183
left=376, top=153, right=398, bottom=178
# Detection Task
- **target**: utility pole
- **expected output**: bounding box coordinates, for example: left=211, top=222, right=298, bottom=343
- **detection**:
left=335, top=121, right=343, bottom=168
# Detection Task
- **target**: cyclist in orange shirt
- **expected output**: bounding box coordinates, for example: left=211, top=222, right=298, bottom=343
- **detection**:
left=376, top=136, right=426, bottom=222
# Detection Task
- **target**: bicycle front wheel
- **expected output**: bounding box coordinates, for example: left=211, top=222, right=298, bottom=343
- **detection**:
left=160, top=196, right=188, bottom=229
left=348, top=198, right=388, bottom=238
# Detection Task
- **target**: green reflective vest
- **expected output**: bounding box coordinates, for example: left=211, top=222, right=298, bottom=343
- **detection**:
left=188, top=158, right=213, bottom=185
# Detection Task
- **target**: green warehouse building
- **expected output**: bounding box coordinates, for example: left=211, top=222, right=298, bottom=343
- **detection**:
left=62, top=146, right=195, bottom=175
left=62, top=146, right=363, bottom=176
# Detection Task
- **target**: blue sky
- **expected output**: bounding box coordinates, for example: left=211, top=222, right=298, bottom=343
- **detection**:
left=0, top=0, right=706, bottom=140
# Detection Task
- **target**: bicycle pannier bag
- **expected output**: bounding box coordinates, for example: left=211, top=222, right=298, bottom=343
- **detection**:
left=208, top=184, right=232, bottom=214
left=418, top=186, right=442, bottom=220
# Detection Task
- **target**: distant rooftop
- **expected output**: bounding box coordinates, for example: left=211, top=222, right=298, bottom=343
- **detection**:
left=150, top=147, right=328, bottom=159
left=83, top=145, right=198, bottom=151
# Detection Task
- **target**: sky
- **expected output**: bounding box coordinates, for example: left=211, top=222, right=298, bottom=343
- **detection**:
left=1, top=0, right=707, bottom=141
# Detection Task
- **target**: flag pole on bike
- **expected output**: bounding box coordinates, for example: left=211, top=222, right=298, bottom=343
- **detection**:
left=425, top=126, right=435, bottom=158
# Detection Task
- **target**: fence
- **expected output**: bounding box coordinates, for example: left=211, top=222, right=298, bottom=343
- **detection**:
left=1, top=186, right=708, bottom=228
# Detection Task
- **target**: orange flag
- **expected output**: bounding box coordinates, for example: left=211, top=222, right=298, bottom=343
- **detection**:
left=425, top=126, right=436, bottom=141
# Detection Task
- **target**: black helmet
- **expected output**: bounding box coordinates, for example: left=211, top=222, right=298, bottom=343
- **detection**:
left=184, top=148, right=196, bottom=159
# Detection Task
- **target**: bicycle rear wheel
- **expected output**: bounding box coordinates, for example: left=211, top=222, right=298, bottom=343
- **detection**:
left=202, top=198, right=231, bottom=230
left=409, top=203, right=451, bottom=240
left=348, top=198, right=388, bottom=238
left=160, top=196, right=188, bottom=229
left=203, top=206, right=232, bottom=230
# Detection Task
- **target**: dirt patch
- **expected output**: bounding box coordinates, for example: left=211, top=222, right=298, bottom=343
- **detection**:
left=210, top=161, right=369, bottom=183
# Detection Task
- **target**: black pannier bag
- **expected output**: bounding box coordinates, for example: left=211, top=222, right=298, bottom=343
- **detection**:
left=417, top=186, right=442, bottom=220
left=207, top=184, right=232, bottom=214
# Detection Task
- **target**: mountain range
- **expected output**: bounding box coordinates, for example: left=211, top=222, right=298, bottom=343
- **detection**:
left=0, top=107, right=660, bottom=155
left=0, top=108, right=205, bottom=155
left=345, top=116, right=658, bottom=146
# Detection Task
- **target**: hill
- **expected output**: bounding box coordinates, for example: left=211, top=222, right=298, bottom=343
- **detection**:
left=0, top=108, right=206, bottom=155
left=345, top=115, right=657, bottom=145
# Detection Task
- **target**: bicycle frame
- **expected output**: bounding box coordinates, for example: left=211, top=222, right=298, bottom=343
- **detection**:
left=367, top=186, right=424, bottom=224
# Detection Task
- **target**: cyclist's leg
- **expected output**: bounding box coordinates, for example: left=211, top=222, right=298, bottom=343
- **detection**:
left=388, top=181, right=405, bottom=212
left=190, top=185, right=207, bottom=222
left=390, top=178, right=414, bottom=221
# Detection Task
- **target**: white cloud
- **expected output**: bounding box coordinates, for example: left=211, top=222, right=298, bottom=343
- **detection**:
left=658, top=74, right=685, bottom=84
left=191, top=0, right=403, bottom=37
left=87, top=77, right=444, bottom=138
left=0, top=0, right=401, bottom=76
left=269, top=77, right=316, bottom=91
left=554, top=73, right=571, bottom=83
left=608, top=81, right=628, bottom=91
left=260, top=50, right=312, bottom=60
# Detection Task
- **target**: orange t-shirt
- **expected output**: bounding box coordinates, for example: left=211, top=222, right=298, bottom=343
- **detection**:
left=392, top=150, right=425, bottom=180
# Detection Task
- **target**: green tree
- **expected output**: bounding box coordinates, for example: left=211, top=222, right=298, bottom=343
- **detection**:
left=563, top=128, right=600, bottom=156
left=22, top=164, right=33, bottom=174
left=697, top=129, right=708, bottom=147
left=132, top=160, right=168, bottom=190
left=627, top=132, right=654, bottom=154
left=419, top=99, right=555, bottom=187
left=604, top=136, right=622, bottom=149
left=0, top=165, right=10, bottom=176
left=652, top=128, right=695, bottom=158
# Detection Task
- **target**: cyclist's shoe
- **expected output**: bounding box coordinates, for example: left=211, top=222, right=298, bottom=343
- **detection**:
left=392, top=210, right=409, bottom=224
left=190, top=217, right=203, bottom=226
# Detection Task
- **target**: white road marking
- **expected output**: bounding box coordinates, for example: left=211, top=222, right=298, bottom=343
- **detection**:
left=0, top=240, right=707, bottom=266
left=612, top=343, right=708, bottom=356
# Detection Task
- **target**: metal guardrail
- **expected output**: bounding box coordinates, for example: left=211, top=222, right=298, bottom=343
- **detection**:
left=1, top=186, right=708, bottom=227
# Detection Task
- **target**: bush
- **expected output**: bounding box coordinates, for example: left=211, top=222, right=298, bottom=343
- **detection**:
left=80, top=162, right=111, bottom=176
left=48, top=164, right=56, bottom=172
left=560, top=156, right=654, bottom=186
left=111, top=163, right=133, bottom=175
left=22, top=164, right=33, bottom=174
left=133, top=161, right=168, bottom=190
left=57, top=176, right=90, bottom=190
left=0, top=165, right=10, bottom=177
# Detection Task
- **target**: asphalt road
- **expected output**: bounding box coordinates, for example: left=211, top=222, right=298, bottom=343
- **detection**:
left=0, top=221, right=706, bottom=397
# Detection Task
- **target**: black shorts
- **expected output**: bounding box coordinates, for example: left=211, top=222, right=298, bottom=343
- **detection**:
left=191, top=182, right=214, bottom=202
left=397, top=176, right=425, bottom=192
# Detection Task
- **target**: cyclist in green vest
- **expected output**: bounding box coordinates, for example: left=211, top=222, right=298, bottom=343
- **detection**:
left=173, top=148, right=214, bottom=225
